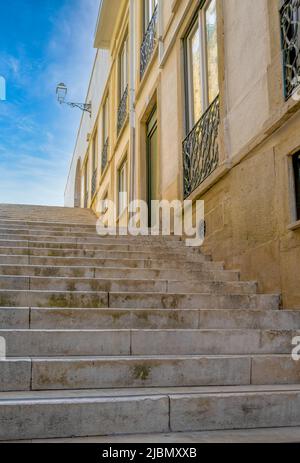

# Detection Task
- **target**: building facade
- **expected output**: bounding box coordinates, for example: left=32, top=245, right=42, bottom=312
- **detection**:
left=65, top=0, right=300, bottom=308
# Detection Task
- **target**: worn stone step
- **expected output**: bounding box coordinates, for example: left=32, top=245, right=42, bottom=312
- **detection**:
left=0, top=246, right=207, bottom=263
left=2, top=307, right=300, bottom=331
left=0, top=264, right=240, bottom=282
left=0, top=355, right=251, bottom=392
left=0, top=255, right=224, bottom=271
left=0, top=290, right=278, bottom=309
left=0, top=308, right=199, bottom=329
left=0, top=276, right=257, bottom=295
left=109, top=292, right=279, bottom=310
left=170, top=388, right=300, bottom=432
left=0, top=239, right=201, bottom=256
left=0, top=228, right=182, bottom=242
left=0, top=329, right=297, bottom=356
left=2, top=354, right=299, bottom=392
left=1, top=385, right=300, bottom=440
left=0, top=290, right=108, bottom=308
left=198, top=309, right=300, bottom=329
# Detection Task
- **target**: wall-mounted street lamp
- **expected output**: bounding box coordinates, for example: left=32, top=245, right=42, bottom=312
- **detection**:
left=56, top=83, right=91, bottom=115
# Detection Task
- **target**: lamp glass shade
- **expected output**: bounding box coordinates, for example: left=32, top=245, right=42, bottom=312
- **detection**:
left=56, top=83, right=67, bottom=103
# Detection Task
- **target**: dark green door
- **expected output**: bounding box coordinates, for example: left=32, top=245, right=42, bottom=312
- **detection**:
left=146, top=108, right=158, bottom=226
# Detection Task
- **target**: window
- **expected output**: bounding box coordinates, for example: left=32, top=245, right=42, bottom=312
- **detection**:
left=91, top=131, right=98, bottom=196
left=102, top=95, right=109, bottom=172
left=118, top=160, right=127, bottom=216
left=118, top=38, right=129, bottom=134
left=184, top=0, right=219, bottom=132
left=103, top=95, right=109, bottom=145
left=120, top=37, right=128, bottom=98
left=83, top=160, right=89, bottom=207
left=92, top=130, right=98, bottom=172
left=293, top=152, right=300, bottom=220
left=280, top=0, right=300, bottom=100
left=144, top=0, right=158, bottom=33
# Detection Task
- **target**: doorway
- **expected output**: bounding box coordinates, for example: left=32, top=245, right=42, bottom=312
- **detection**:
left=146, top=107, right=158, bottom=227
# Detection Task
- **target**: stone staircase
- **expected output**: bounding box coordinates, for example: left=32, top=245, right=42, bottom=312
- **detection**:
left=0, top=204, right=300, bottom=440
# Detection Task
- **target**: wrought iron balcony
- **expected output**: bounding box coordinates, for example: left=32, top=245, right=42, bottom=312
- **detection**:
left=280, top=0, right=300, bottom=99
left=101, top=137, right=109, bottom=173
left=182, top=95, right=220, bottom=199
left=84, top=191, right=88, bottom=209
left=91, top=168, right=97, bottom=197
left=140, top=5, right=158, bottom=79
left=117, top=86, right=128, bottom=135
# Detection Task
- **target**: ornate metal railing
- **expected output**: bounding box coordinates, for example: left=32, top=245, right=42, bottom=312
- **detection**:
left=117, top=85, right=128, bottom=135
left=84, top=191, right=88, bottom=209
left=183, top=95, right=220, bottom=199
left=280, top=0, right=300, bottom=99
left=91, top=169, right=97, bottom=197
left=101, top=137, right=109, bottom=173
left=140, top=5, right=158, bottom=78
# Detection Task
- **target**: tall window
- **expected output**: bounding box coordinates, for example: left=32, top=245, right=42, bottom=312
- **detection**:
left=91, top=130, right=98, bottom=196
left=118, top=159, right=127, bottom=216
left=92, top=130, right=98, bottom=172
left=103, top=96, right=109, bottom=145
left=184, top=0, right=219, bottom=132
left=280, top=0, right=300, bottom=100
left=120, top=37, right=128, bottom=98
left=293, top=152, right=300, bottom=220
left=144, top=0, right=158, bottom=32
left=102, top=95, right=109, bottom=172
left=83, top=160, right=89, bottom=207
left=118, top=37, right=129, bottom=134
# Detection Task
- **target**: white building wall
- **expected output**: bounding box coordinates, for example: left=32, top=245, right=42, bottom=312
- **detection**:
left=64, top=48, right=110, bottom=207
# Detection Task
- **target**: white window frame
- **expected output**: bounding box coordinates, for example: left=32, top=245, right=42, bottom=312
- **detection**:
left=185, top=0, right=218, bottom=132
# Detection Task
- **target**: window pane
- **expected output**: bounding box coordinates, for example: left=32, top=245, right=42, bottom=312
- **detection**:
left=189, top=25, right=202, bottom=126
left=205, top=0, right=219, bottom=103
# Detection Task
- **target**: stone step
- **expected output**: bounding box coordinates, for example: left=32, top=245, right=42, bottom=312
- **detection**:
left=0, top=290, right=278, bottom=309
left=1, top=354, right=299, bottom=392
left=0, top=328, right=297, bottom=356
left=0, top=239, right=200, bottom=254
left=0, top=255, right=224, bottom=271
left=0, top=276, right=257, bottom=294
left=0, top=355, right=251, bottom=391
left=0, top=246, right=207, bottom=263
left=108, top=292, right=278, bottom=310
left=2, top=308, right=300, bottom=330
left=0, top=265, right=240, bottom=282
left=198, top=309, right=300, bottom=329
left=0, top=385, right=300, bottom=440
left=0, top=228, right=182, bottom=241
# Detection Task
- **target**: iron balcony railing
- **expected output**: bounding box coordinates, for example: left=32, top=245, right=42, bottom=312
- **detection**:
left=84, top=191, right=88, bottom=209
left=117, top=85, right=128, bottom=135
left=140, top=5, right=158, bottom=78
left=91, top=168, right=97, bottom=197
left=182, top=95, right=220, bottom=199
left=280, top=0, right=300, bottom=99
left=101, top=137, right=109, bottom=173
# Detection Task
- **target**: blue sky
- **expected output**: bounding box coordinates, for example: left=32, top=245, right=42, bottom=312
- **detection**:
left=0, top=0, right=99, bottom=206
